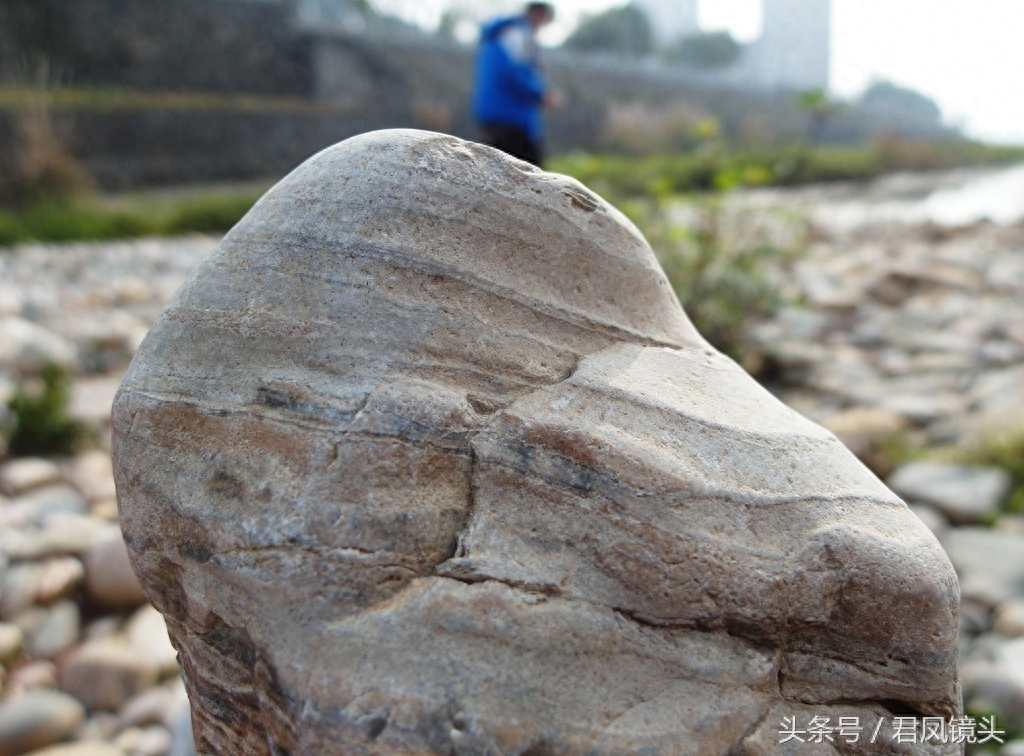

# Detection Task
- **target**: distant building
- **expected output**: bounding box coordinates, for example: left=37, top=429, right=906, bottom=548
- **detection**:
left=634, top=0, right=700, bottom=46
left=743, top=0, right=831, bottom=91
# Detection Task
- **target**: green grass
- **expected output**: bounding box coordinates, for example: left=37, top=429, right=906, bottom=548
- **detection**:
left=6, top=363, right=86, bottom=457
left=961, top=429, right=1024, bottom=514
left=549, top=140, right=1024, bottom=201
left=0, top=190, right=263, bottom=246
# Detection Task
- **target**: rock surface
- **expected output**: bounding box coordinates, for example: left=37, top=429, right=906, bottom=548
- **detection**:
left=888, top=461, right=1011, bottom=523
left=113, top=131, right=962, bottom=755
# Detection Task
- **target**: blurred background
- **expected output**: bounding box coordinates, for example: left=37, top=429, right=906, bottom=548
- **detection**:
left=2, top=2, right=1024, bottom=756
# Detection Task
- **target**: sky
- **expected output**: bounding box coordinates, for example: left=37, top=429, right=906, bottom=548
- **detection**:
left=369, top=0, right=1024, bottom=144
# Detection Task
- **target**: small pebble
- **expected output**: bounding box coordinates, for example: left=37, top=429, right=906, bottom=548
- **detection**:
left=59, top=639, right=159, bottom=712
left=84, top=532, right=146, bottom=610
left=35, top=558, right=85, bottom=606
left=125, top=607, right=177, bottom=678
left=4, top=661, right=59, bottom=698
left=995, top=599, right=1024, bottom=638
left=0, top=626, right=24, bottom=667
left=25, top=601, right=80, bottom=659
left=0, top=459, right=61, bottom=498
left=0, top=688, right=85, bottom=756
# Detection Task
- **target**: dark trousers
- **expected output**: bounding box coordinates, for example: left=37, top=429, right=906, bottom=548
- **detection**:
left=480, top=123, right=544, bottom=168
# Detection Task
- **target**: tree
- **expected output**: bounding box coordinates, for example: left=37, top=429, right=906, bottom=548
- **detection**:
left=665, top=31, right=740, bottom=69
left=562, top=3, right=653, bottom=57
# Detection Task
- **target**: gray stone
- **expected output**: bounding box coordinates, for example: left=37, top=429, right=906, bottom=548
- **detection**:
left=68, top=378, right=122, bottom=427
left=3, top=515, right=110, bottom=561
left=0, top=317, right=78, bottom=375
left=25, top=600, right=80, bottom=659
left=0, top=565, right=44, bottom=622
left=113, top=131, right=962, bottom=755
left=0, top=486, right=89, bottom=530
left=908, top=503, right=949, bottom=539
left=889, top=461, right=1011, bottom=523
left=58, top=639, right=159, bottom=712
left=1001, top=740, right=1024, bottom=756
left=117, top=685, right=176, bottom=729
left=166, top=706, right=195, bottom=756
left=941, top=527, right=1024, bottom=603
left=961, top=636, right=1024, bottom=731
left=0, top=460, right=60, bottom=498
left=0, top=689, right=85, bottom=756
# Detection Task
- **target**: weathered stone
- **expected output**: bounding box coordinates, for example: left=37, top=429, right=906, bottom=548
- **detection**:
left=0, top=689, right=85, bottom=756
left=889, top=461, right=1011, bottom=523
left=112, top=131, right=962, bottom=755
left=0, top=460, right=60, bottom=498
left=83, top=531, right=146, bottom=610
left=58, top=640, right=159, bottom=712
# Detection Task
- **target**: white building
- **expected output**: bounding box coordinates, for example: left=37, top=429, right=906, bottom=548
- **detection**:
left=742, top=0, right=831, bottom=91
left=634, top=0, right=700, bottom=45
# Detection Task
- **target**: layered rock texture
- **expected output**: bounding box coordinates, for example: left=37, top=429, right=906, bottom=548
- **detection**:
left=112, top=130, right=962, bottom=756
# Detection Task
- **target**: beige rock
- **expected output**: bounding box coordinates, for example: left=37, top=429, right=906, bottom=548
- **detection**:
left=0, top=689, right=84, bottom=756
left=112, top=131, right=961, bottom=755
left=124, top=607, right=177, bottom=678
left=0, top=460, right=60, bottom=498
left=64, top=452, right=117, bottom=503
left=18, top=743, right=125, bottom=756
left=995, top=599, right=1024, bottom=638
left=58, top=640, right=159, bottom=712
left=4, top=661, right=59, bottom=698
left=83, top=531, right=146, bottom=610
left=34, top=559, right=85, bottom=606
left=0, top=625, right=23, bottom=667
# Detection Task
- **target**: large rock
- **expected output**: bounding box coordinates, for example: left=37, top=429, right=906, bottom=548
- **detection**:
left=112, top=131, right=962, bottom=755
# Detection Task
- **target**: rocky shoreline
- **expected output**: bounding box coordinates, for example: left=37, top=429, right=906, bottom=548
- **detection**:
left=0, top=165, right=1023, bottom=754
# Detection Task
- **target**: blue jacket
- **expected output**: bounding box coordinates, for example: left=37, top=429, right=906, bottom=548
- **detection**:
left=473, top=16, right=548, bottom=142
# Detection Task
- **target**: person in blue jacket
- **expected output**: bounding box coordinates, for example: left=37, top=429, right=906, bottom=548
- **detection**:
left=473, top=3, right=563, bottom=167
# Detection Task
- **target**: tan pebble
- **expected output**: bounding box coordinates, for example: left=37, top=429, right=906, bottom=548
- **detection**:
left=35, top=558, right=85, bottom=605
left=83, top=532, right=146, bottom=610
left=58, top=639, right=159, bottom=711
left=994, top=599, right=1024, bottom=638
left=125, top=607, right=177, bottom=678
left=73, top=711, right=120, bottom=741
left=0, top=625, right=24, bottom=667
left=4, top=661, right=59, bottom=698
left=0, top=459, right=60, bottom=498
left=63, top=452, right=117, bottom=504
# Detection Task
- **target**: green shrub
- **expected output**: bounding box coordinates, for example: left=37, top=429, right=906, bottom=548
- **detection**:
left=631, top=199, right=781, bottom=361
left=6, top=363, right=86, bottom=457
left=962, top=429, right=1024, bottom=514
